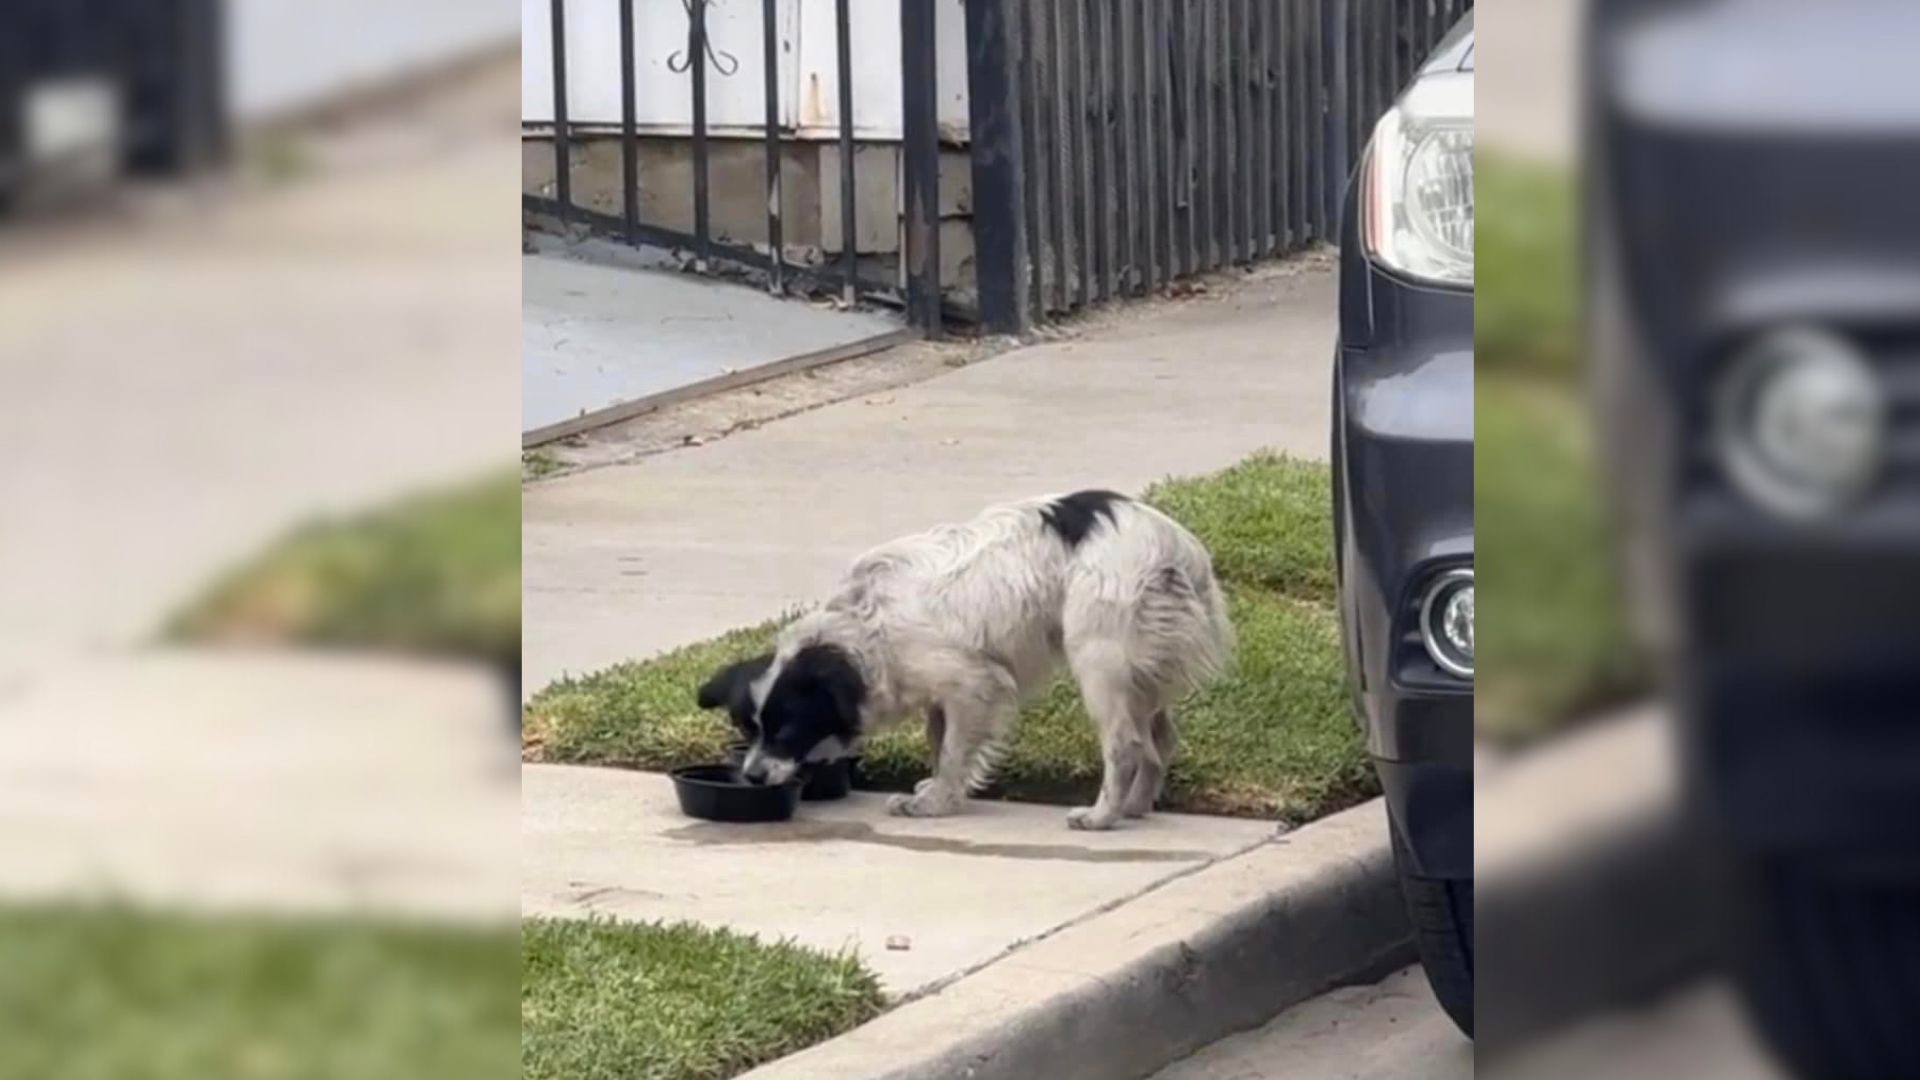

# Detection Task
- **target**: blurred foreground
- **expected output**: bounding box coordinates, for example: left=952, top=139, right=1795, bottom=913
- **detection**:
left=0, top=14, right=518, bottom=1077
left=1480, top=0, right=1920, bottom=1076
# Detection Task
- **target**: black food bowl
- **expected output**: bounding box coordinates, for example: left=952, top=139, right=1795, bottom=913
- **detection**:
left=799, top=757, right=854, bottom=801
left=723, top=742, right=859, bottom=802
left=670, top=764, right=801, bottom=823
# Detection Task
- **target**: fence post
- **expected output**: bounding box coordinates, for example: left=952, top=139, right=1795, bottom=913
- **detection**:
left=167, top=0, right=230, bottom=173
left=963, top=0, right=1030, bottom=334
left=835, top=0, right=859, bottom=303
left=760, top=0, right=786, bottom=294
left=550, top=0, right=572, bottom=222
left=618, top=0, right=640, bottom=246
left=900, top=0, right=944, bottom=334
left=1322, top=0, right=1349, bottom=235
left=0, top=49, right=18, bottom=203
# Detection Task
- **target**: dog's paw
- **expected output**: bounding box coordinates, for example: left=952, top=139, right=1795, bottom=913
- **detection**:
left=1067, top=806, right=1118, bottom=831
left=888, top=790, right=960, bottom=818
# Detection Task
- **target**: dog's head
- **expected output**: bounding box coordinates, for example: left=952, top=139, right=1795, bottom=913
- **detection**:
left=696, top=644, right=864, bottom=785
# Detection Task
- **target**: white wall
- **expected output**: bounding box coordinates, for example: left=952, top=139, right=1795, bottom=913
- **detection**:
left=229, top=0, right=519, bottom=120
left=520, top=0, right=969, bottom=142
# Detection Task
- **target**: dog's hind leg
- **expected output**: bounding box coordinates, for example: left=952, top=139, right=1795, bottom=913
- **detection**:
left=1097, top=561, right=1223, bottom=824
left=1124, top=708, right=1176, bottom=818
left=1065, top=644, right=1155, bottom=831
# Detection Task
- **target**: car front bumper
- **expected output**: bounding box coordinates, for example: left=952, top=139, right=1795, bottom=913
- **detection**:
left=1333, top=251, right=1473, bottom=880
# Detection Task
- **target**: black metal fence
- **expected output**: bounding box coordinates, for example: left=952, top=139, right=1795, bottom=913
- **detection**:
left=525, top=0, right=949, bottom=332
left=527, top=0, right=1466, bottom=338
left=1332, top=0, right=1473, bottom=191
left=1, top=0, right=228, bottom=206
left=966, top=0, right=1471, bottom=331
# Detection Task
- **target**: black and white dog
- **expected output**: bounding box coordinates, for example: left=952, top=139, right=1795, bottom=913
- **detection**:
left=696, top=490, right=1233, bottom=830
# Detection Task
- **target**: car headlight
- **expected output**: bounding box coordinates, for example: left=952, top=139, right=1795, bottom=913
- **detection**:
left=1713, top=327, right=1885, bottom=519
left=1362, top=73, right=1473, bottom=287
left=1419, top=569, right=1474, bottom=679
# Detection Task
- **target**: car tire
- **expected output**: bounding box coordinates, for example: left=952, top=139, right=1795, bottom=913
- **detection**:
left=1391, top=822, right=1474, bottom=1037
left=1726, top=855, right=1920, bottom=1079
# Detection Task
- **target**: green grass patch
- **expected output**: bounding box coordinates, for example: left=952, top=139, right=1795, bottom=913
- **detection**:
left=0, top=903, right=517, bottom=1080
left=1477, top=379, right=1646, bottom=742
left=1145, top=451, right=1333, bottom=602
left=1474, top=153, right=1649, bottom=740
left=527, top=453, right=1373, bottom=824
left=523, top=448, right=564, bottom=480
left=1477, top=153, right=1578, bottom=381
left=165, top=470, right=520, bottom=669
left=523, top=918, right=884, bottom=1080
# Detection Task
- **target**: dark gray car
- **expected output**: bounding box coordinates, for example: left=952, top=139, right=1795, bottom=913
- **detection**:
left=1330, top=12, right=1474, bottom=1037
left=1589, top=1, right=1920, bottom=1074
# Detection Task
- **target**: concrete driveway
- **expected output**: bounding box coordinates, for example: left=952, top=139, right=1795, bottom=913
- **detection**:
left=522, top=238, right=901, bottom=439
left=1151, top=966, right=1472, bottom=1080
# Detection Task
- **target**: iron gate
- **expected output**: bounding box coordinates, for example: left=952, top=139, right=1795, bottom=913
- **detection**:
left=965, top=0, right=1471, bottom=331
left=1, top=0, right=228, bottom=205
left=525, top=0, right=1467, bottom=337
left=524, top=0, right=949, bottom=333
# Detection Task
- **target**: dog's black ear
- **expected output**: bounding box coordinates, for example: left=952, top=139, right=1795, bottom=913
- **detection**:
left=786, top=644, right=867, bottom=735
left=696, top=653, right=773, bottom=710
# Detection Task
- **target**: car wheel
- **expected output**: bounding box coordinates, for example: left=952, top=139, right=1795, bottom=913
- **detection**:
left=1726, top=854, right=1920, bottom=1079
left=1391, top=822, right=1474, bottom=1037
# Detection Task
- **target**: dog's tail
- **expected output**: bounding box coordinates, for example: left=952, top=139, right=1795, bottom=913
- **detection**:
left=1198, top=565, right=1235, bottom=683
left=1061, top=500, right=1236, bottom=701
left=1122, top=558, right=1234, bottom=702
left=1148, top=503, right=1235, bottom=695
left=1173, top=561, right=1235, bottom=693
left=1113, top=553, right=1228, bottom=707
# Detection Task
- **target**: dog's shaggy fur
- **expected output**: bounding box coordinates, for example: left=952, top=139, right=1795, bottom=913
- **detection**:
left=697, top=491, right=1233, bottom=830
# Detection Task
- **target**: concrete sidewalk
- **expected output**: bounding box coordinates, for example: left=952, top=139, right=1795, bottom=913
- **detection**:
left=0, top=60, right=518, bottom=691
left=0, top=651, right=518, bottom=921
left=737, top=795, right=1408, bottom=1080
left=523, top=256, right=1336, bottom=691
left=1478, top=0, right=1579, bottom=164
left=0, top=61, right=520, bottom=920
left=523, top=763, right=1276, bottom=996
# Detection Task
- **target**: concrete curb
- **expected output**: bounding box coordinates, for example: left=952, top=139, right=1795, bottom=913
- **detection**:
left=742, top=798, right=1413, bottom=1080
left=1476, top=706, right=1714, bottom=1057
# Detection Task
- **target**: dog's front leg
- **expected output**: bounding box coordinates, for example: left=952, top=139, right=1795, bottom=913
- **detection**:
left=888, top=679, right=1013, bottom=818
left=923, top=704, right=947, bottom=773
left=897, top=705, right=949, bottom=803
